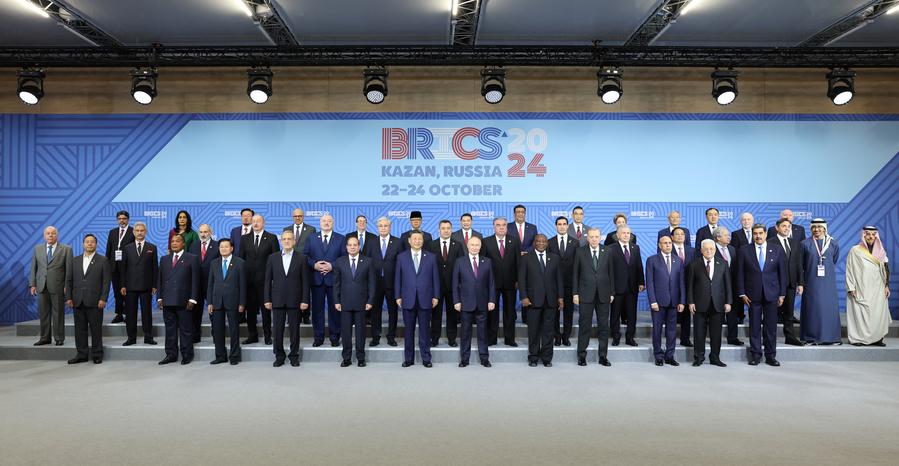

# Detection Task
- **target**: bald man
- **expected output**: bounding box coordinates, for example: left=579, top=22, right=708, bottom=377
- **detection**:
left=29, top=226, right=73, bottom=346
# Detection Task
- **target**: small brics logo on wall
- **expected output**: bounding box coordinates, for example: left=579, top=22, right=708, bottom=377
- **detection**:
left=143, top=210, right=167, bottom=218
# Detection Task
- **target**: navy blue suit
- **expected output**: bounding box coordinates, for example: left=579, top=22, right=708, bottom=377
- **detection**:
left=230, top=225, right=251, bottom=257
left=673, top=242, right=696, bottom=342
left=206, top=255, right=246, bottom=362
left=303, top=231, right=346, bottom=343
left=157, top=251, right=201, bottom=361
left=715, top=243, right=743, bottom=343
left=452, top=255, right=495, bottom=363
left=512, top=222, right=538, bottom=252
left=645, top=253, right=685, bottom=361
left=369, top=235, right=402, bottom=342
left=736, top=242, right=787, bottom=360
left=394, top=249, right=440, bottom=364
left=187, top=238, right=219, bottom=341
left=334, top=254, right=376, bottom=362
left=657, top=226, right=692, bottom=252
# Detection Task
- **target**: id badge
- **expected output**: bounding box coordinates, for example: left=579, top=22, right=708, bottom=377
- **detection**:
left=817, top=265, right=825, bottom=277
left=115, top=250, right=123, bottom=261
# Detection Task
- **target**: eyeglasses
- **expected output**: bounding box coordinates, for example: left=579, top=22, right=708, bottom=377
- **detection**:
left=292, top=215, right=304, bottom=218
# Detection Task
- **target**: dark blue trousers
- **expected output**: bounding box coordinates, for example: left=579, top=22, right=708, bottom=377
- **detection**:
left=651, top=306, right=677, bottom=361
left=163, top=306, right=193, bottom=360
left=749, top=299, right=779, bottom=360
left=402, top=305, right=431, bottom=364
left=311, top=285, right=340, bottom=343
left=460, top=310, right=489, bottom=363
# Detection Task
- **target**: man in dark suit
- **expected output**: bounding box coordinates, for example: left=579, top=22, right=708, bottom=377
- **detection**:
left=694, top=207, right=720, bottom=250
left=29, top=225, right=72, bottom=346
left=453, top=236, right=495, bottom=367
left=187, top=224, right=219, bottom=343
left=370, top=216, right=402, bottom=347
left=518, top=234, right=563, bottom=367
left=604, top=213, right=637, bottom=246
left=239, top=214, right=280, bottom=345
left=156, top=234, right=201, bottom=365
left=395, top=231, right=440, bottom=367
left=229, top=208, right=254, bottom=257
left=66, top=234, right=111, bottom=364
left=399, top=210, right=433, bottom=252
left=285, top=208, right=316, bottom=324
left=511, top=204, right=538, bottom=254
left=645, top=235, right=685, bottom=366
left=548, top=216, right=577, bottom=346
left=713, top=227, right=743, bottom=346
left=451, top=212, right=482, bottom=245
left=119, top=221, right=157, bottom=346
left=105, top=210, right=133, bottom=324
left=607, top=225, right=645, bottom=346
left=671, top=227, right=695, bottom=347
left=303, top=214, right=346, bottom=347
left=573, top=228, right=615, bottom=366
left=657, top=210, right=691, bottom=253
left=481, top=217, right=520, bottom=346
left=334, top=236, right=375, bottom=367
left=686, top=239, right=732, bottom=367
left=346, top=214, right=378, bottom=258
left=731, top=212, right=756, bottom=252
left=568, top=206, right=590, bottom=246
left=736, top=224, right=787, bottom=366
left=768, top=218, right=804, bottom=345
left=427, top=220, right=465, bottom=347
left=264, top=230, right=311, bottom=368
left=766, top=208, right=807, bottom=243
left=206, top=238, right=246, bottom=365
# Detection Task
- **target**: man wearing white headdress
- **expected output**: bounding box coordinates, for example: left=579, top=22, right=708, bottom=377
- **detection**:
left=797, top=218, right=842, bottom=345
left=846, top=226, right=892, bottom=346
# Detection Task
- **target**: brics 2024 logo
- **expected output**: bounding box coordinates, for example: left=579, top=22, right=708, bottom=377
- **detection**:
left=381, top=127, right=547, bottom=177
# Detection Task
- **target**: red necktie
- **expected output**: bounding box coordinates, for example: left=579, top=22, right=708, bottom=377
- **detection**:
left=172, top=254, right=178, bottom=268
left=499, top=239, right=505, bottom=258
left=201, top=242, right=207, bottom=260
left=442, top=241, right=448, bottom=260
left=519, top=224, right=524, bottom=242
left=576, top=225, right=581, bottom=238
left=464, top=231, right=469, bottom=244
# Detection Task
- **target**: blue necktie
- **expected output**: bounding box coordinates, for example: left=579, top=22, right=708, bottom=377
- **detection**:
left=539, top=253, right=545, bottom=271
left=47, top=245, right=53, bottom=263
left=757, top=246, right=765, bottom=270
left=222, top=259, right=228, bottom=279
left=351, top=257, right=357, bottom=276
left=381, top=238, right=387, bottom=258
left=414, top=253, right=420, bottom=273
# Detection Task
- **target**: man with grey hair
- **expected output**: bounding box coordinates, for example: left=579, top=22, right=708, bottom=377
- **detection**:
left=29, top=226, right=73, bottom=346
left=369, top=216, right=401, bottom=346
left=482, top=216, right=520, bottom=346
left=608, top=224, right=644, bottom=346
left=657, top=210, right=691, bottom=252
left=188, top=223, right=219, bottom=343
left=714, top=226, right=744, bottom=346
left=732, top=212, right=755, bottom=251
left=686, top=239, right=731, bottom=367
left=303, top=213, right=346, bottom=347
left=767, top=209, right=806, bottom=243
left=119, top=221, right=158, bottom=345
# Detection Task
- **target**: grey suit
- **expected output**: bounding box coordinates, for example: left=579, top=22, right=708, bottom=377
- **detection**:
left=567, top=223, right=591, bottom=246
left=66, top=254, right=111, bottom=359
left=572, top=245, right=615, bottom=361
left=29, top=242, right=73, bottom=343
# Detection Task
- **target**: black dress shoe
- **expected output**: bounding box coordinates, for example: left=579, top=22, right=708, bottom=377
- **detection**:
left=692, top=361, right=702, bottom=366
left=158, top=357, right=177, bottom=365
left=341, top=360, right=352, bottom=367
left=302, top=316, right=310, bottom=324
left=665, top=359, right=680, bottom=366
left=785, top=337, right=804, bottom=346
left=765, top=358, right=781, bottom=367
left=577, top=359, right=587, bottom=366
left=791, top=317, right=800, bottom=324
left=529, top=361, right=538, bottom=367
left=265, top=337, right=273, bottom=345
left=728, top=339, right=745, bottom=346
left=459, top=361, right=469, bottom=367
left=122, top=339, right=136, bottom=346
left=229, top=360, right=239, bottom=365
left=598, top=357, right=612, bottom=367
left=290, top=360, right=300, bottom=367
left=480, top=360, right=492, bottom=367
left=273, top=360, right=284, bottom=367
left=554, top=337, right=561, bottom=346
left=505, top=341, right=518, bottom=347
left=612, top=337, right=620, bottom=346
left=448, top=340, right=458, bottom=347
left=144, top=339, right=157, bottom=345
left=423, top=361, right=433, bottom=368
left=330, top=340, right=340, bottom=347
left=54, top=341, right=64, bottom=346
left=210, top=358, right=227, bottom=365
left=111, top=315, right=125, bottom=324
left=312, top=340, right=324, bottom=347
left=430, top=339, right=439, bottom=347
left=92, top=358, right=102, bottom=364
left=626, top=339, right=638, bottom=347
left=34, top=340, right=51, bottom=346
left=655, top=360, right=664, bottom=366
left=402, top=361, right=413, bottom=367
left=711, top=360, right=727, bottom=367
left=562, top=338, right=571, bottom=346
left=681, top=340, right=693, bottom=347
left=358, top=361, right=366, bottom=367
left=872, top=339, right=886, bottom=347
left=749, top=359, right=760, bottom=366
left=67, top=357, right=88, bottom=364
left=243, top=338, right=259, bottom=345
left=193, top=337, right=201, bottom=344
left=387, top=338, right=398, bottom=347
left=180, top=358, right=192, bottom=365
left=543, top=362, right=553, bottom=367
left=369, top=338, right=380, bottom=347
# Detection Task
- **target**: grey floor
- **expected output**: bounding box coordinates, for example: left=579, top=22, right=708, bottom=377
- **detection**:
left=2, top=360, right=898, bottom=465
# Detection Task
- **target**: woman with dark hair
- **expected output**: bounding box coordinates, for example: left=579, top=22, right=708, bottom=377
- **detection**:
left=169, top=210, right=199, bottom=252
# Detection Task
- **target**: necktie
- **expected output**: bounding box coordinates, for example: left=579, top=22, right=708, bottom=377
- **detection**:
left=359, top=233, right=365, bottom=251
left=201, top=241, right=207, bottom=261
left=665, top=254, right=671, bottom=273
left=295, top=225, right=301, bottom=240
left=118, top=227, right=125, bottom=246
left=519, top=224, right=524, bottom=242
left=758, top=245, right=765, bottom=270
left=592, top=249, right=598, bottom=269
left=783, top=238, right=791, bottom=257
left=472, top=257, right=478, bottom=278
left=413, top=253, right=420, bottom=273
left=623, top=245, right=630, bottom=263
left=677, top=246, right=684, bottom=261
left=539, top=253, right=545, bottom=270
left=172, top=253, right=178, bottom=268
left=499, top=239, right=505, bottom=258
left=442, top=241, right=448, bottom=260
left=706, top=260, right=711, bottom=279
left=47, top=245, right=53, bottom=263
left=323, top=235, right=329, bottom=248
left=351, top=257, right=357, bottom=276
left=222, top=258, right=228, bottom=279
left=137, top=242, right=142, bottom=256
left=560, top=238, right=566, bottom=254
left=746, top=230, right=751, bottom=242
left=381, top=238, right=387, bottom=258
left=254, top=234, right=260, bottom=248
left=464, top=230, right=469, bottom=244
left=576, top=225, right=582, bottom=238
left=244, top=226, right=250, bottom=235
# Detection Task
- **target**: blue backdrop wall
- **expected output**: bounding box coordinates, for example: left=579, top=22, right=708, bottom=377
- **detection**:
left=1, top=112, right=896, bottom=325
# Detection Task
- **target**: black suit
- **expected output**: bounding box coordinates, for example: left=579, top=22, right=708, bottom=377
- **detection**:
left=481, top=235, right=520, bottom=345
left=694, top=225, right=718, bottom=250
left=715, top=243, right=742, bottom=343
left=399, top=229, right=433, bottom=252
left=157, top=252, right=201, bottom=361
left=547, top=234, right=577, bottom=340
left=607, top=242, right=645, bottom=342
left=731, top=228, right=754, bottom=251
left=334, top=254, right=376, bottom=362
left=572, top=245, right=615, bottom=361
left=66, top=254, right=111, bottom=360
left=239, top=230, right=281, bottom=341
left=427, top=237, right=465, bottom=345
left=369, top=235, right=401, bottom=341
left=346, top=231, right=379, bottom=258
left=264, top=251, right=311, bottom=364
left=767, top=224, right=806, bottom=244
left=119, top=241, right=158, bottom=342
left=518, top=250, right=563, bottom=363
left=769, top=235, right=802, bottom=341
left=105, top=225, right=134, bottom=317
left=685, top=256, right=732, bottom=363
left=207, top=255, right=247, bottom=362
left=604, top=231, right=637, bottom=246
left=187, top=238, right=219, bottom=341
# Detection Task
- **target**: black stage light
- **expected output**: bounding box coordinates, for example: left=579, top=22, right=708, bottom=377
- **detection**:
left=826, top=69, right=855, bottom=106
left=597, top=68, right=623, bottom=104
left=363, top=67, right=388, bottom=104
left=711, top=68, right=739, bottom=106
left=130, top=67, right=158, bottom=105
left=481, top=67, right=506, bottom=104
left=17, top=68, right=45, bottom=105
left=247, top=68, right=273, bottom=104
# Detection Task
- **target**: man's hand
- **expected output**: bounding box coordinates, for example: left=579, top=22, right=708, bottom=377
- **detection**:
left=264, top=302, right=272, bottom=310
left=207, top=304, right=213, bottom=314
left=120, top=287, right=126, bottom=296
left=677, top=304, right=684, bottom=313
left=778, top=296, right=785, bottom=307
left=689, top=303, right=696, bottom=315
left=741, top=296, right=751, bottom=305
left=488, top=302, right=495, bottom=311
left=886, top=287, right=891, bottom=299
left=724, top=304, right=731, bottom=313
left=66, top=299, right=74, bottom=308
left=432, top=298, right=439, bottom=308
left=365, top=304, right=372, bottom=311
left=520, top=298, right=531, bottom=308
left=98, top=300, right=106, bottom=310
left=30, top=287, right=37, bottom=296
left=186, top=302, right=194, bottom=310
left=650, top=303, right=659, bottom=312
left=238, top=305, right=245, bottom=313
left=573, top=295, right=579, bottom=306
left=610, top=295, right=615, bottom=303
left=300, top=303, right=308, bottom=310
left=151, top=288, right=157, bottom=295
left=454, top=303, right=461, bottom=311
left=396, top=298, right=402, bottom=307
left=638, top=285, right=645, bottom=293
left=335, top=303, right=341, bottom=312
left=557, top=298, right=564, bottom=310
left=156, top=299, right=163, bottom=309
left=796, top=285, right=804, bottom=295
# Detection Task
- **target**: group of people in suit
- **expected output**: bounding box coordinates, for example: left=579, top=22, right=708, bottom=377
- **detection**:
left=30, top=205, right=888, bottom=368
